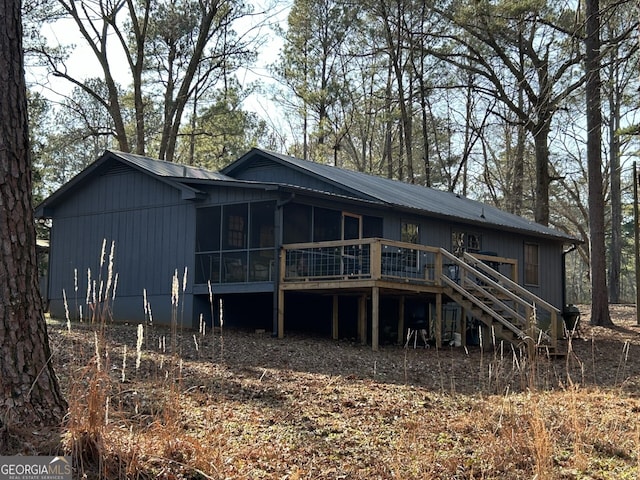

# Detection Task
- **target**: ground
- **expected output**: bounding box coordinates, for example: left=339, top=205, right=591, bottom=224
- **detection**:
left=15, top=305, right=640, bottom=478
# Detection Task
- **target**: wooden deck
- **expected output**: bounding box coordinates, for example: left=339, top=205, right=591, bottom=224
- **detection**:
left=276, top=238, right=561, bottom=354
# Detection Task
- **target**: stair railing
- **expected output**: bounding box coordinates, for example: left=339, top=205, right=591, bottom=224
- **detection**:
left=464, top=252, right=561, bottom=349
left=438, top=248, right=550, bottom=347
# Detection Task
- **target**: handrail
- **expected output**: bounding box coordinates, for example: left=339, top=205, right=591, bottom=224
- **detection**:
left=442, top=250, right=534, bottom=316
left=464, top=281, right=529, bottom=326
left=464, top=252, right=559, bottom=348
left=282, top=238, right=441, bottom=284
left=283, top=237, right=377, bottom=250
left=439, top=248, right=551, bottom=343
left=283, top=237, right=441, bottom=254
left=440, top=274, right=530, bottom=341
left=464, top=252, right=561, bottom=315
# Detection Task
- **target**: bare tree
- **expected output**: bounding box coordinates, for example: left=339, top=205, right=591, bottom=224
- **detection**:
left=32, top=0, right=256, bottom=162
left=0, top=0, right=67, bottom=450
left=275, top=0, right=357, bottom=163
left=428, top=1, right=585, bottom=226
left=603, top=1, right=640, bottom=303
left=377, top=0, right=415, bottom=182
left=586, top=0, right=612, bottom=325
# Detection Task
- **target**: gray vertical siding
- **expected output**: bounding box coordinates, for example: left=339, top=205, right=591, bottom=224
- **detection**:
left=44, top=154, right=570, bottom=330
left=46, top=165, right=285, bottom=326
left=47, top=165, right=196, bottom=325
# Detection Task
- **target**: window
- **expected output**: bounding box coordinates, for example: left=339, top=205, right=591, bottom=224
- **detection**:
left=249, top=202, right=276, bottom=282
left=195, top=202, right=276, bottom=284
left=250, top=202, right=275, bottom=248
left=467, top=234, right=481, bottom=252
left=401, top=222, right=419, bottom=269
left=223, top=204, right=248, bottom=250
left=342, top=213, right=362, bottom=240
left=451, top=231, right=482, bottom=256
left=401, top=222, right=419, bottom=244
left=524, top=243, right=539, bottom=286
left=195, top=207, right=221, bottom=284
left=195, top=206, right=221, bottom=252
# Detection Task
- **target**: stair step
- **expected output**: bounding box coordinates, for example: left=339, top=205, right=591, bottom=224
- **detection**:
left=443, top=282, right=553, bottom=351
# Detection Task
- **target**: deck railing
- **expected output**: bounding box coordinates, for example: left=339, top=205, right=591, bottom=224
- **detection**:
left=281, top=238, right=441, bottom=285
left=281, top=238, right=562, bottom=350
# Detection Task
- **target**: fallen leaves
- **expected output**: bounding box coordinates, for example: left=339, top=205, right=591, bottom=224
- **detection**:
left=41, top=304, right=640, bottom=479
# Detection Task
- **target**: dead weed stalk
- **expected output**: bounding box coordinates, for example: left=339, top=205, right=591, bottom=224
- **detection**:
left=63, top=239, right=116, bottom=476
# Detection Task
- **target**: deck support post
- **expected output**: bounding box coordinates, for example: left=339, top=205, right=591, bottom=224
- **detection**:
left=550, top=310, right=558, bottom=351
left=358, top=294, right=367, bottom=345
left=435, top=293, right=442, bottom=348
left=332, top=295, right=339, bottom=340
left=397, top=296, right=405, bottom=345
left=277, top=288, right=285, bottom=339
left=372, top=287, right=379, bottom=351
left=461, top=306, right=467, bottom=347
left=277, top=246, right=286, bottom=339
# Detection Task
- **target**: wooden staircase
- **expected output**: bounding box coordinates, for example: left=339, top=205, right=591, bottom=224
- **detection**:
left=438, top=249, right=563, bottom=356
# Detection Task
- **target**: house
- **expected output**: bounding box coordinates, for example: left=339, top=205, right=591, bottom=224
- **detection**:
left=35, top=149, right=579, bottom=352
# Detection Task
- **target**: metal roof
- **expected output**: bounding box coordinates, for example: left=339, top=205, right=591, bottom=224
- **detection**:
left=229, top=149, right=577, bottom=242
left=113, top=151, right=231, bottom=180
left=37, top=148, right=577, bottom=243
left=35, top=150, right=228, bottom=216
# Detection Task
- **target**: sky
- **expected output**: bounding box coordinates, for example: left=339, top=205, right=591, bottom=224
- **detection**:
left=31, top=0, right=291, bottom=129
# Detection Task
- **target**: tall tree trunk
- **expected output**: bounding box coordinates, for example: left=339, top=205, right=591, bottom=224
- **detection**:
left=158, top=42, right=177, bottom=161
left=512, top=119, right=525, bottom=216
left=418, top=0, right=430, bottom=187
left=303, top=101, right=309, bottom=161
left=533, top=120, right=551, bottom=226
left=126, top=0, right=151, bottom=156
left=608, top=48, right=621, bottom=304
left=420, top=84, right=430, bottom=187
left=585, top=0, right=612, bottom=325
left=511, top=30, right=526, bottom=216
left=382, top=0, right=413, bottom=182
left=0, top=0, right=67, bottom=442
left=384, top=62, right=393, bottom=179
left=161, top=3, right=220, bottom=163
left=188, top=90, right=198, bottom=166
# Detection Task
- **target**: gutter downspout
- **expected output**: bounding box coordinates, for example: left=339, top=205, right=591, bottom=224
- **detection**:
left=562, top=243, right=578, bottom=310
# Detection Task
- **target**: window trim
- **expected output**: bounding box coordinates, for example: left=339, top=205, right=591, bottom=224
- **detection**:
left=342, top=212, right=363, bottom=241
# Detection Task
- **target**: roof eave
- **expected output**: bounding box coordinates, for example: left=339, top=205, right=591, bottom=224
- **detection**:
left=380, top=201, right=580, bottom=243
left=34, top=150, right=209, bottom=216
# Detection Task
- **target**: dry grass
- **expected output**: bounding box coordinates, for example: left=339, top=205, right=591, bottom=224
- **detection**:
left=37, top=304, right=640, bottom=479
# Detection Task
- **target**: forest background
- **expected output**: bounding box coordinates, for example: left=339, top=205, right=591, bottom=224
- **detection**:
left=22, top=0, right=640, bottom=308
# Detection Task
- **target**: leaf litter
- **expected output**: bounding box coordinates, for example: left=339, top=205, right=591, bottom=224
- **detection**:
left=43, top=304, right=640, bottom=479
